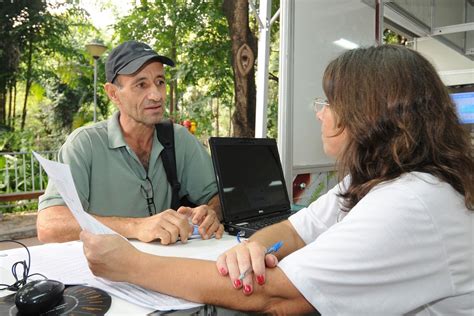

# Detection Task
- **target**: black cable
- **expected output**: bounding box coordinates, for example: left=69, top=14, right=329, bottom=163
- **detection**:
left=0, top=239, right=47, bottom=292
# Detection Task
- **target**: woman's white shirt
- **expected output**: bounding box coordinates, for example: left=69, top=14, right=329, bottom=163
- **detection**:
left=279, top=172, right=473, bottom=315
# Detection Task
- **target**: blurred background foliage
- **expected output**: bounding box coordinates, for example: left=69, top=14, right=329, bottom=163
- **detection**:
left=0, top=0, right=281, bottom=212
left=0, top=0, right=281, bottom=151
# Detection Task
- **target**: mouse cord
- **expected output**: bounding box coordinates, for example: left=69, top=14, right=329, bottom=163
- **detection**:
left=0, top=239, right=47, bottom=292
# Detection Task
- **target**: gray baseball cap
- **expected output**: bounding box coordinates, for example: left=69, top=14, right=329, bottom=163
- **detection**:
left=105, top=40, right=175, bottom=83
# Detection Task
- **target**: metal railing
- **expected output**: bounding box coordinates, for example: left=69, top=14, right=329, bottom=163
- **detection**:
left=0, top=151, right=58, bottom=212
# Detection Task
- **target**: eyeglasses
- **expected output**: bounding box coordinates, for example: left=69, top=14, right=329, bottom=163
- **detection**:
left=140, top=177, right=156, bottom=216
left=313, top=97, right=329, bottom=113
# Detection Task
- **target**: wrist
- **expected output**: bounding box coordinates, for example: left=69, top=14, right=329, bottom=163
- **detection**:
left=125, top=217, right=143, bottom=239
left=126, top=249, right=145, bottom=283
left=127, top=250, right=156, bottom=286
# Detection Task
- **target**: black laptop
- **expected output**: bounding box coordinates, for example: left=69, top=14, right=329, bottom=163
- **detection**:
left=209, top=137, right=294, bottom=237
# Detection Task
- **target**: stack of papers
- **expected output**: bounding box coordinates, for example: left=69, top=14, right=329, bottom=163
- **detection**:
left=25, top=152, right=237, bottom=310
left=0, top=241, right=212, bottom=310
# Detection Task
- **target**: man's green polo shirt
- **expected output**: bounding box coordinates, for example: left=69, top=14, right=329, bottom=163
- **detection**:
left=39, top=112, right=218, bottom=217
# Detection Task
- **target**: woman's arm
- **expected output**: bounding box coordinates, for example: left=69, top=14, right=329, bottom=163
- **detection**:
left=248, top=219, right=307, bottom=260
left=80, top=230, right=314, bottom=314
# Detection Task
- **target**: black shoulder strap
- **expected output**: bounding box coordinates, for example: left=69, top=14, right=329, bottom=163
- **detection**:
left=156, top=120, right=181, bottom=210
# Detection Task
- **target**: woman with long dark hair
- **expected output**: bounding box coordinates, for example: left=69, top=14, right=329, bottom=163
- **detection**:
left=81, top=45, right=473, bottom=315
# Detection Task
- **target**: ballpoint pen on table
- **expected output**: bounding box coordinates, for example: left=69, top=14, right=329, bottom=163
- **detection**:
left=178, top=224, right=201, bottom=241
left=238, top=241, right=283, bottom=281
left=192, top=224, right=199, bottom=236
left=187, top=224, right=201, bottom=239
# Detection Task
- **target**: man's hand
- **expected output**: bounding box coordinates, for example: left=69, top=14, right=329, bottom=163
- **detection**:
left=177, top=205, right=224, bottom=240
left=133, top=209, right=193, bottom=244
left=81, top=231, right=139, bottom=282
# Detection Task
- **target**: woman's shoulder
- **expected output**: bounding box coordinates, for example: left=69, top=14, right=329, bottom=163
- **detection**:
left=374, top=172, right=453, bottom=195
left=364, top=172, right=469, bottom=215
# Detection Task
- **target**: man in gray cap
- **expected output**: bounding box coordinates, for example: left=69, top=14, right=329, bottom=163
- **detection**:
left=37, top=40, right=224, bottom=244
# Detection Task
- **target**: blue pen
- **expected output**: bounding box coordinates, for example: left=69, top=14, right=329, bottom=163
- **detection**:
left=192, top=224, right=199, bottom=236
left=179, top=224, right=200, bottom=241
left=238, top=241, right=283, bottom=280
left=189, top=224, right=216, bottom=239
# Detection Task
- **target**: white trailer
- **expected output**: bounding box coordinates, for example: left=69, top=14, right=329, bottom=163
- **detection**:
left=253, top=0, right=474, bottom=205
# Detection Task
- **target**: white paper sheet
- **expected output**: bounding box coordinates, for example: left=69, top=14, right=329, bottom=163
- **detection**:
left=31, top=153, right=201, bottom=309
left=33, top=152, right=115, bottom=235
left=28, top=152, right=238, bottom=311
left=0, top=242, right=202, bottom=310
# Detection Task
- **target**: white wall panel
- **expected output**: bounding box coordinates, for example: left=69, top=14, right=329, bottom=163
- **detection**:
left=291, top=0, right=375, bottom=168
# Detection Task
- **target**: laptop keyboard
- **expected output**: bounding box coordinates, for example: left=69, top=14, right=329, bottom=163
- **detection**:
left=244, top=213, right=291, bottom=230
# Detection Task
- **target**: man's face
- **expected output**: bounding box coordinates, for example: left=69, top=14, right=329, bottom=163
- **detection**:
left=108, top=61, right=167, bottom=127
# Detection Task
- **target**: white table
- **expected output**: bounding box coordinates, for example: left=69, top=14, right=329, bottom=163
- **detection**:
left=0, top=235, right=238, bottom=315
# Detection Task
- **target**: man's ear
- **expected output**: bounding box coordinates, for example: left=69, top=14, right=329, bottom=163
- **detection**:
left=104, top=83, right=120, bottom=104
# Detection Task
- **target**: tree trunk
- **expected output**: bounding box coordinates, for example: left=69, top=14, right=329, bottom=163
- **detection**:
left=172, top=45, right=178, bottom=115
left=7, top=83, right=13, bottom=127
left=21, top=37, right=33, bottom=131
left=169, top=81, right=175, bottom=115
left=215, top=98, right=220, bottom=136
left=228, top=103, right=232, bottom=136
left=222, top=0, right=257, bottom=138
left=0, top=90, right=5, bottom=125
left=168, top=0, right=178, bottom=117
left=169, top=45, right=177, bottom=116
left=12, top=81, right=17, bottom=130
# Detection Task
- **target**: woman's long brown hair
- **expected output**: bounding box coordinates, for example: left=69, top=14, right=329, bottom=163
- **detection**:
left=323, top=45, right=473, bottom=211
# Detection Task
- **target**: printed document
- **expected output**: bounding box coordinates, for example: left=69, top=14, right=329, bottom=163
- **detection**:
left=33, top=152, right=115, bottom=235
left=31, top=152, right=237, bottom=310
left=0, top=242, right=203, bottom=310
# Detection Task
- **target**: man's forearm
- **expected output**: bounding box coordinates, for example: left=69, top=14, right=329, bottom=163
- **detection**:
left=37, top=205, right=81, bottom=242
left=37, top=205, right=141, bottom=243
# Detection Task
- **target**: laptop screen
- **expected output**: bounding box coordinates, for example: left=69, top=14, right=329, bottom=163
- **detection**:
left=209, top=137, right=291, bottom=222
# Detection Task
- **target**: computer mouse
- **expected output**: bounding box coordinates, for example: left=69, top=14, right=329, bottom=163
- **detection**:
left=14, top=279, right=65, bottom=315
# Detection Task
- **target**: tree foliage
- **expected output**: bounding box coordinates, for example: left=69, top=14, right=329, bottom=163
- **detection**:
left=0, top=1, right=108, bottom=151
left=113, top=0, right=235, bottom=139
left=1, top=0, right=283, bottom=151
left=0, top=0, right=47, bottom=127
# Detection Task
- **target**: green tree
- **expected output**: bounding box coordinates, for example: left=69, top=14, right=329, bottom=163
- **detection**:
left=114, top=0, right=233, bottom=138
left=0, top=0, right=43, bottom=127
left=112, top=0, right=283, bottom=139
left=222, top=0, right=257, bottom=137
left=0, top=2, right=108, bottom=151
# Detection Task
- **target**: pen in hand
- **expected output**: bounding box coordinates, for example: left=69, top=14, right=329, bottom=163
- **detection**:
left=238, top=241, right=283, bottom=281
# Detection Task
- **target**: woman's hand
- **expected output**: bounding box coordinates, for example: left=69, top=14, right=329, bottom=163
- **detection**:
left=215, top=240, right=279, bottom=295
